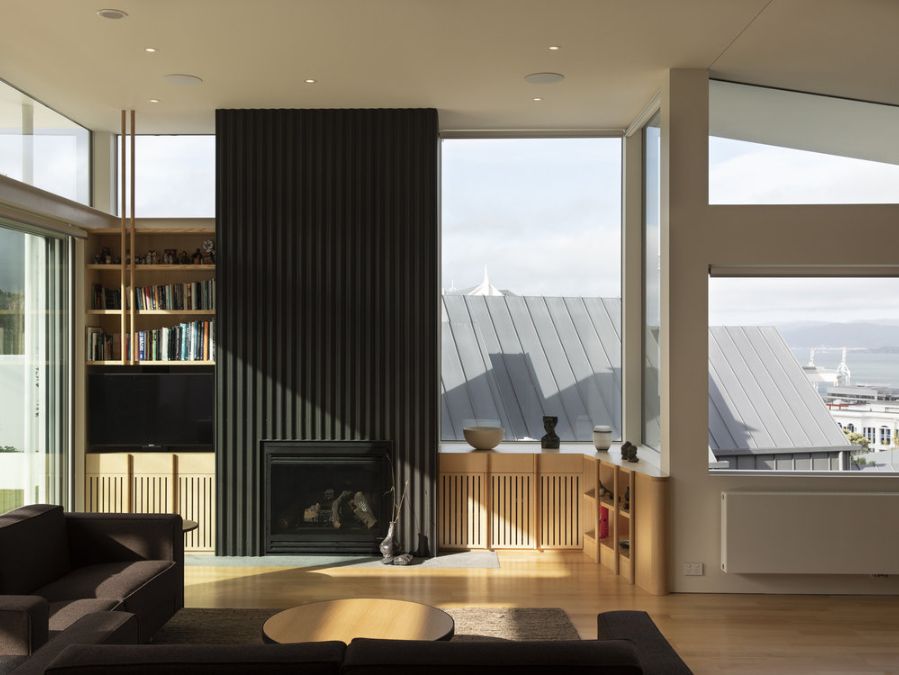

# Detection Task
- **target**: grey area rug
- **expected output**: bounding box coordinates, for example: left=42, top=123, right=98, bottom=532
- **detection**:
left=153, top=607, right=579, bottom=644
left=185, top=550, right=500, bottom=569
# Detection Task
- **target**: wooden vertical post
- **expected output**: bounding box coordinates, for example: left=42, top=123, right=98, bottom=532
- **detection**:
left=119, top=110, right=126, bottom=364
left=129, top=110, right=136, bottom=364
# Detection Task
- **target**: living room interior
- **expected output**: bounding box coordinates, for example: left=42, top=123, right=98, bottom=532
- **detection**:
left=2, top=1, right=899, bottom=673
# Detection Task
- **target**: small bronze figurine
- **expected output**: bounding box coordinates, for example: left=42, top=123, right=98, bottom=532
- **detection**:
left=200, top=239, right=215, bottom=264
left=192, top=249, right=203, bottom=265
left=621, top=441, right=639, bottom=463
left=541, top=415, right=560, bottom=450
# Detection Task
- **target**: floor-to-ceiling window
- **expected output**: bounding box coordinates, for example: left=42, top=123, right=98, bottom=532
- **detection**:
left=441, top=137, right=622, bottom=443
left=0, top=220, right=70, bottom=512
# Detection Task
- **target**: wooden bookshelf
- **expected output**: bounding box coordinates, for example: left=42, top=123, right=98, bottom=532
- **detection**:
left=85, top=219, right=215, bottom=366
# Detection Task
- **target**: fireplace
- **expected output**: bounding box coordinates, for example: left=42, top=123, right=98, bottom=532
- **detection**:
left=263, top=441, right=391, bottom=554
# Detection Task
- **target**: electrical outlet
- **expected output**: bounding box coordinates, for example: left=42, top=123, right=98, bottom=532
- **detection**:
left=683, top=562, right=704, bottom=576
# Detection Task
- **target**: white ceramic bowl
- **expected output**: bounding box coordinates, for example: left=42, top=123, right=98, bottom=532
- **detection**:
left=463, top=426, right=504, bottom=451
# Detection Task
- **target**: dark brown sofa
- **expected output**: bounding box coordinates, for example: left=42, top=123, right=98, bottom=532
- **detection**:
left=35, top=611, right=691, bottom=675
left=0, top=504, right=183, bottom=662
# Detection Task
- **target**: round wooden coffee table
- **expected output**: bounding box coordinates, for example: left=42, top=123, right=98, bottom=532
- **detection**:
left=262, top=598, right=454, bottom=644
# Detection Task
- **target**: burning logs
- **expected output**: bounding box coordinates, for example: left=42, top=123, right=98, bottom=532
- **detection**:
left=276, top=488, right=378, bottom=531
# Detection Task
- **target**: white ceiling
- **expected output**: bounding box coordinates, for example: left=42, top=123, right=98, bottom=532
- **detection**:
left=0, top=0, right=896, bottom=134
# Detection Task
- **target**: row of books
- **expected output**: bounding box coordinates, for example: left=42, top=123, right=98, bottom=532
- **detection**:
left=91, top=284, right=122, bottom=310
left=86, top=328, right=125, bottom=361
left=87, top=321, right=215, bottom=362
left=135, top=321, right=215, bottom=362
left=134, top=280, right=215, bottom=311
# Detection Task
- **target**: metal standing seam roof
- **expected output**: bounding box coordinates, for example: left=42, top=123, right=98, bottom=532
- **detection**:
left=708, top=326, right=849, bottom=452
left=441, top=295, right=849, bottom=452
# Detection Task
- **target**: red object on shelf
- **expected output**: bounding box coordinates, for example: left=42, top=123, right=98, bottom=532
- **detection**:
left=599, top=506, right=609, bottom=539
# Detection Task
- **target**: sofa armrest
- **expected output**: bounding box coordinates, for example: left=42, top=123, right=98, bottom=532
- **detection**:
left=597, top=611, right=692, bottom=675
left=0, top=597, right=49, bottom=657
left=10, top=611, right=138, bottom=675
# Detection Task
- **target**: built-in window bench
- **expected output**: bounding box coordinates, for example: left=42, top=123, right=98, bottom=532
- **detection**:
left=438, top=443, right=668, bottom=595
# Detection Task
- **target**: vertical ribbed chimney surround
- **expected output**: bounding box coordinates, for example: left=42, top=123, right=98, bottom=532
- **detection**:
left=215, top=108, right=439, bottom=555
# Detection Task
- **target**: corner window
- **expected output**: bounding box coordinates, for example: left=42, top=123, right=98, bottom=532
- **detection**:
left=441, top=138, right=622, bottom=442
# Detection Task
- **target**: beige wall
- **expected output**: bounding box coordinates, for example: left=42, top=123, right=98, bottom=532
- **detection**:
left=660, top=69, right=899, bottom=593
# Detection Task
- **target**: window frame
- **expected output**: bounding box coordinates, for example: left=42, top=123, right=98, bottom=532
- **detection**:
left=437, top=131, right=633, bottom=446
left=707, top=268, right=899, bottom=476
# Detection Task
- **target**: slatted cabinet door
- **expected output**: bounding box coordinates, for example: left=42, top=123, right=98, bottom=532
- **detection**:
left=438, top=453, right=488, bottom=549
left=538, top=454, right=582, bottom=549
left=85, top=453, right=131, bottom=513
left=489, top=454, right=536, bottom=549
left=85, top=452, right=216, bottom=552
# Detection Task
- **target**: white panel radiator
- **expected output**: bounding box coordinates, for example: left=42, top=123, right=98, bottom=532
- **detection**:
left=721, top=491, right=899, bottom=574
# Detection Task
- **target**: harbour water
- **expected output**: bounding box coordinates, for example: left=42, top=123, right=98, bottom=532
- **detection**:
left=790, top=348, right=899, bottom=390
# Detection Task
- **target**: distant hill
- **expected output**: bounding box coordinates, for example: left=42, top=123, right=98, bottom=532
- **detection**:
left=775, top=322, right=899, bottom=351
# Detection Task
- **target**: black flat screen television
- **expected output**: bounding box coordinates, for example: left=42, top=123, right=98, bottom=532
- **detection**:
left=88, top=372, right=214, bottom=451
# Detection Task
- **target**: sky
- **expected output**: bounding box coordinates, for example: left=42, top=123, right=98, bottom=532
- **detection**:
left=442, top=138, right=621, bottom=297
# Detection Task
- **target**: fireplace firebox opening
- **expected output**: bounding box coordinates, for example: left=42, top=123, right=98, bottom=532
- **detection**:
left=263, top=441, right=391, bottom=554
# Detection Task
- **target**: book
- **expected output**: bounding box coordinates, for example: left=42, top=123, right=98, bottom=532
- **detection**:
left=133, top=280, right=215, bottom=311
left=133, top=320, right=215, bottom=362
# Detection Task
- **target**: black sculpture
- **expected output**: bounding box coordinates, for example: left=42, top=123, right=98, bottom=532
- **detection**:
left=621, top=441, right=639, bottom=463
left=541, top=416, right=560, bottom=450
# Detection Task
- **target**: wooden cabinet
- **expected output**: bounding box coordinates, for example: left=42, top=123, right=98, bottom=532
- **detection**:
left=438, top=448, right=669, bottom=595
left=85, top=452, right=215, bottom=552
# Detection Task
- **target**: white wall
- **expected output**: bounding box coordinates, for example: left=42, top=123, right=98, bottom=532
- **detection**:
left=661, top=69, right=899, bottom=593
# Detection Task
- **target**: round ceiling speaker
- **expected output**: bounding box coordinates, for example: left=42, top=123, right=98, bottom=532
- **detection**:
left=97, top=8, right=128, bottom=19
left=163, top=74, right=204, bottom=86
left=524, top=72, right=565, bottom=85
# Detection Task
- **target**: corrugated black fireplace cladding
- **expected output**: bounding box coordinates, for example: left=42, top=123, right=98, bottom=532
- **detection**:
left=215, top=108, right=439, bottom=555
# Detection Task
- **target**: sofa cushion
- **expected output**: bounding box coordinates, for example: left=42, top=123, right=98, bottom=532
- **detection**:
left=43, top=643, right=346, bottom=675
left=48, top=600, right=120, bottom=633
left=35, top=561, right=173, bottom=603
left=0, top=505, right=70, bottom=594
left=343, top=638, right=644, bottom=675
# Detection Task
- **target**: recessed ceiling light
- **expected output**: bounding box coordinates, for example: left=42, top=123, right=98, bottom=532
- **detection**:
left=97, top=8, right=128, bottom=19
left=145, top=47, right=158, bottom=53
left=149, top=99, right=160, bottom=104
left=163, top=73, right=204, bottom=86
left=524, top=72, right=565, bottom=85
left=304, top=79, right=316, bottom=84
left=532, top=97, right=543, bottom=102
left=548, top=45, right=561, bottom=51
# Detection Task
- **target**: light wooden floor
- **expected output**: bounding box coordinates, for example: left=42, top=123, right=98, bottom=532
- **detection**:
left=185, top=550, right=899, bottom=674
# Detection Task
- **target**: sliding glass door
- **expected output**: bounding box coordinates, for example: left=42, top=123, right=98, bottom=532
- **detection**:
left=0, top=220, right=70, bottom=512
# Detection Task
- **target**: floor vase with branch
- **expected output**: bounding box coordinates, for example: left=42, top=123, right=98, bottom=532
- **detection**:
left=380, top=478, right=408, bottom=563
